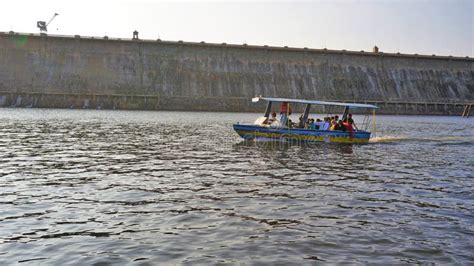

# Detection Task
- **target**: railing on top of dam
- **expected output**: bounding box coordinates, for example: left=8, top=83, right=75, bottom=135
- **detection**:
left=1, top=31, right=473, bottom=61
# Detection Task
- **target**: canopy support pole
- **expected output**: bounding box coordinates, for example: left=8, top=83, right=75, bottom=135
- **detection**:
left=303, top=104, right=311, bottom=123
left=342, top=106, right=350, bottom=121
left=372, top=109, right=376, bottom=138
left=287, top=103, right=290, bottom=128
left=264, top=101, right=272, bottom=117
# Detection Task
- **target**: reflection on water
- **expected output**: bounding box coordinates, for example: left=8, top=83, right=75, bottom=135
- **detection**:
left=0, top=109, right=473, bottom=264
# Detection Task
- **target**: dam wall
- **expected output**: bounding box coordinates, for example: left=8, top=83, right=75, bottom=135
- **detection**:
left=0, top=32, right=473, bottom=114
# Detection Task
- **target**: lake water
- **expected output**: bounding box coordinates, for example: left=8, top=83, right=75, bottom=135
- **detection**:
left=0, top=109, right=473, bottom=264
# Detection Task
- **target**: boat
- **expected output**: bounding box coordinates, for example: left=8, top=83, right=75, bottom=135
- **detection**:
left=233, top=97, right=379, bottom=143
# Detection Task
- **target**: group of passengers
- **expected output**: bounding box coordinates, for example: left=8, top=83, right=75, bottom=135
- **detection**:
left=303, top=114, right=358, bottom=132
left=265, top=112, right=358, bottom=132
left=264, top=102, right=359, bottom=132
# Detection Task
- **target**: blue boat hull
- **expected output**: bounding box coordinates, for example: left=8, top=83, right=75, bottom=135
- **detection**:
left=233, top=124, right=371, bottom=143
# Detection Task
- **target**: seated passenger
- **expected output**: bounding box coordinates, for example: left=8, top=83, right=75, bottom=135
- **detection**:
left=314, top=120, right=323, bottom=130
left=307, top=118, right=316, bottom=130
left=289, top=119, right=297, bottom=128
left=329, top=118, right=337, bottom=130
left=321, top=117, right=330, bottom=130
left=335, top=120, right=346, bottom=131
left=268, top=112, right=277, bottom=124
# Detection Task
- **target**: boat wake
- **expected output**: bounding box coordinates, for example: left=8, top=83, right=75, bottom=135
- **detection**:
left=369, top=136, right=410, bottom=143
left=370, top=135, right=474, bottom=145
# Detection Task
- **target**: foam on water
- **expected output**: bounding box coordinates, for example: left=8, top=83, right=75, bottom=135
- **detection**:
left=370, top=135, right=474, bottom=144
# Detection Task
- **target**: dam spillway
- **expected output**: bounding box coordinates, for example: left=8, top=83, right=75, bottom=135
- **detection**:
left=0, top=31, right=473, bottom=114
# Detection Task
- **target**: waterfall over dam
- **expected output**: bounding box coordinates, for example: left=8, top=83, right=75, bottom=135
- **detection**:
left=0, top=32, right=473, bottom=114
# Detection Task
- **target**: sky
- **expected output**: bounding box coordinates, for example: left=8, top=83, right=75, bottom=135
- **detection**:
left=1, top=0, right=473, bottom=57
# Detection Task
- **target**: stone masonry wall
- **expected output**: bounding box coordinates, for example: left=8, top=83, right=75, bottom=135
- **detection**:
left=0, top=32, right=473, bottom=114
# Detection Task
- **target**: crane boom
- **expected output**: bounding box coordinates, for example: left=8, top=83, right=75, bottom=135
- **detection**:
left=47, top=13, right=58, bottom=26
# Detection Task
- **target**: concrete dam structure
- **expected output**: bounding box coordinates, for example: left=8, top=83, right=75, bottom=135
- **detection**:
left=0, top=31, right=473, bottom=115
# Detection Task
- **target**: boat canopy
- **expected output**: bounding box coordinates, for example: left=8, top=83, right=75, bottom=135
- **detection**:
left=252, top=97, right=379, bottom=109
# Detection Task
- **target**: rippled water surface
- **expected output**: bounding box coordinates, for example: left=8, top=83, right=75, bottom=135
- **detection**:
left=1, top=109, right=473, bottom=264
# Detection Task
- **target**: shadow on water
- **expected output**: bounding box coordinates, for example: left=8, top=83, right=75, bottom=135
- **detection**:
left=234, top=139, right=354, bottom=153
left=234, top=140, right=356, bottom=158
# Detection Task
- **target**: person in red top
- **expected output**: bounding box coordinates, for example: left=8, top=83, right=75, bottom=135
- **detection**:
left=279, top=102, right=292, bottom=116
left=279, top=102, right=292, bottom=127
left=342, top=118, right=354, bottom=132
left=347, top=114, right=358, bottom=131
left=343, top=118, right=354, bottom=137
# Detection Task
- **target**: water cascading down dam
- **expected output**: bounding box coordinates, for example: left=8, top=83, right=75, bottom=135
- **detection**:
left=0, top=31, right=473, bottom=115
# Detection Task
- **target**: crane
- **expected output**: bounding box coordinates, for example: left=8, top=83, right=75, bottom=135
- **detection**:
left=37, top=13, right=59, bottom=33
